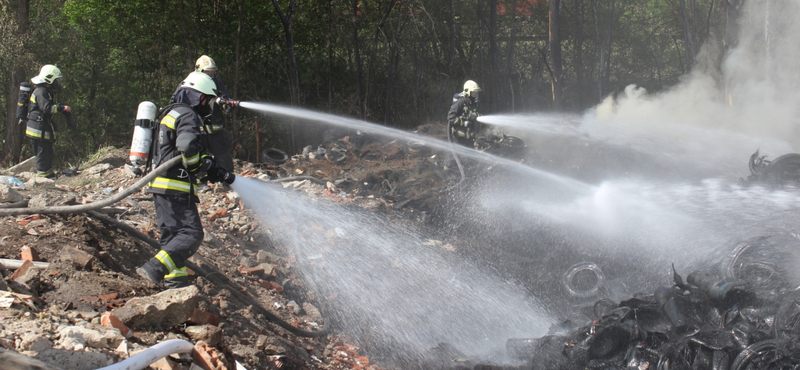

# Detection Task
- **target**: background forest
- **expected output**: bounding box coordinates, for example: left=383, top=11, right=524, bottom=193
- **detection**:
left=0, top=0, right=748, bottom=166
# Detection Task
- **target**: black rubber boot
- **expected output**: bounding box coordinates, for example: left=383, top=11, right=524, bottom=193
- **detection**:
left=163, top=276, right=190, bottom=289
left=136, top=263, right=164, bottom=285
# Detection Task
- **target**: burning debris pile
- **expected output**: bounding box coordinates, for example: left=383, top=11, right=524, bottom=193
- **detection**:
left=742, top=150, right=800, bottom=187
left=513, top=235, right=800, bottom=370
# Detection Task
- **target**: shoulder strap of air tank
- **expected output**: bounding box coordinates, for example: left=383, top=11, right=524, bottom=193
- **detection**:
left=144, top=103, right=192, bottom=175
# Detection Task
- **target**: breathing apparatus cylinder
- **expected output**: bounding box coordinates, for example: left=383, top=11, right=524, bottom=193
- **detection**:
left=16, top=81, right=33, bottom=122
left=129, top=101, right=158, bottom=166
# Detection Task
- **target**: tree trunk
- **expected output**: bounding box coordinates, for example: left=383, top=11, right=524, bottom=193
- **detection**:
left=506, top=0, right=517, bottom=112
left=270, top=0, right=300, bottom=153
left=679, top=0, right=695, bottom=68
left=574, top=0, right=585, bottom=109
left=384, top=0, right=404, bottom=123
left=328, top=0, right=333, bottom=112
left=270, top=0, right=300, bottom=106
left=723, top=0, right=742, bottom=106
left=2, top=0, right=30, bottom=165
left=549, top=0, right=563, bottom=111
left=488, top=0, right=498, bottom=112
left=365, top=0, right=399, bottom=121
left=591, top=0, right=614, bottom=101
left=531, top=45, right=548, bottom=110
left=230, top=0, right=244, bottom=158
left=437, top=0, right=456, bottom=118
left=351, top=0, right=365, bottom=119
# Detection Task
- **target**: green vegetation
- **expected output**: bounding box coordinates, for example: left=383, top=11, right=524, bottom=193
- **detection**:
left=0, top=0, right=738, bottom=166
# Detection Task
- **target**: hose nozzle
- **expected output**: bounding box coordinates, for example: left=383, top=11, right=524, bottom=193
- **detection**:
left=215, top=97, right=239, bottom=107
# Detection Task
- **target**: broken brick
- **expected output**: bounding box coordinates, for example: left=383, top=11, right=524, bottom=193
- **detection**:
left=58, top=246, right=95, bottom=270
left=98, top=293, right=118, bottom=301
left=8, top=260, right=35, bottom=281
left=207, top=208, right=229, bottom=221
left=101, top=312, right=132, bottom=338
left=258, top=279, right=284, bottom=293
left=187, top=309, right=220, bottom=326
left=238, top=265, right=264, bottom=275
left=193, top=341, right=229, bottom=370
left=149, top=357, right=182, bottom=370
left=20, top=246, right=40, bottom=262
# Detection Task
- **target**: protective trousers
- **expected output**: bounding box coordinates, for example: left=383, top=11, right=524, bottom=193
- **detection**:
left=142, top=193, right=204, bottom=288
left=30, top=138, right=54, bottom=178
left=447, top=121, right=475, bottom=149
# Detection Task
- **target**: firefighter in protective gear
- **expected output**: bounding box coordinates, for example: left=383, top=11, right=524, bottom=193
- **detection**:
left=137, top=71, right=235, bottom=289
left=447, top=80, right=482, bottom=148
left=26, top=65, right=74, bottom=179
left=169, top=55, right=235, bottom=173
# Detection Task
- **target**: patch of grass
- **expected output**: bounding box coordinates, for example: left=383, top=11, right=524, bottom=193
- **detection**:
left=81, top=146, right=120, bottom=167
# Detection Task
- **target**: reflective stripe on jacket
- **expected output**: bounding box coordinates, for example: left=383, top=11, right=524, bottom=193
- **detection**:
left=148, top=105, right=205, bottom=198
left=26, top=86, right=61, bottom=141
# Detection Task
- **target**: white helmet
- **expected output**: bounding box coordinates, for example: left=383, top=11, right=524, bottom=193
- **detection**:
left=33, top=65, right=63, bottom=85
left=463, top=80, right=481, bottom=97
left=182, top=71, right=218, bottom=96
left=195, top=55, right=218, bottom=73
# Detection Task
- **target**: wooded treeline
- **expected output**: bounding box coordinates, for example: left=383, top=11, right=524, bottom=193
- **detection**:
left=0, top=0, right=747, bottom=166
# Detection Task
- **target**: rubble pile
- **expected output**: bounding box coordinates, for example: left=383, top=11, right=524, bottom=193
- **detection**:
left=0, top=142, right=456, bottom=370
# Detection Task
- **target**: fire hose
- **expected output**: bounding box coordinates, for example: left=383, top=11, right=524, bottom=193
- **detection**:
left=0, top=155, right=328, bottom=337
left=0, top=156, right=183, bottom=216
left=87, top=210, right=328, bottom=337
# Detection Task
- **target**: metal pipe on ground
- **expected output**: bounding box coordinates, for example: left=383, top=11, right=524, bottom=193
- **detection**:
left=0, top=259, right=50, bottom=270
left=94, top=339, right=194, bottom=370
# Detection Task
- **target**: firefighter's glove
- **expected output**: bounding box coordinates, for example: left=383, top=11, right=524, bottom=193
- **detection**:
left=198, top=155, right=215, bottom=183
left=63, top=111, right=77, bottom=130
left=201, top=155, right=216, bottom=172
left=207, top=167, right=235, bottom=185
left=217, top=168, right=236, bottom=185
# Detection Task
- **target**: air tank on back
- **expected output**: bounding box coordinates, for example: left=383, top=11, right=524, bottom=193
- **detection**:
left=129, top=101, right=158, bottom=167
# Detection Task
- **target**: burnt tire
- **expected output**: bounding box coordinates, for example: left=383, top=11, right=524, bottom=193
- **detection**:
left=262, top=148, right=289, bottom=164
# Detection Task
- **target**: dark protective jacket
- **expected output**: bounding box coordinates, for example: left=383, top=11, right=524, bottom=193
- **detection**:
left=447, top=95, right=480, bottom=140
left=205, top=76, right=230, bottom=134
left=447, top=95, right=479, bottom=123
left=26, top=85, right=65, bottom=141
left=148, top=104, right=206, bottom=199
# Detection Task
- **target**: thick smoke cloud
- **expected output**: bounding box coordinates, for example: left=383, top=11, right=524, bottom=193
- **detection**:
left=594, top=1, right=800, bottom=151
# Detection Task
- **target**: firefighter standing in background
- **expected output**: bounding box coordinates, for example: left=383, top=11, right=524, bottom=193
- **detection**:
left=447, top=80, right=482, bottom=149
left=170, top=55, right=235, bottom=173
left=137, top=71, right=235, bottom=289
left=26, top=65, right=74, bottom=179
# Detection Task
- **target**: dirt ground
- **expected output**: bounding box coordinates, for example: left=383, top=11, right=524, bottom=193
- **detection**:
left=1, top=123, right=529, bottom=370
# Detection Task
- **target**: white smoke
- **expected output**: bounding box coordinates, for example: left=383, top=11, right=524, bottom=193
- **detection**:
left=592, top=1, right=800, bottom=151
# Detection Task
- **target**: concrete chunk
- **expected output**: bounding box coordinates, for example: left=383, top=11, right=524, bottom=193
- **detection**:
left=57, top=246, right=94, bottom=270
left=112, top=286, right=200, bottom=329
left=184, top=325, right=222, bottom=347
left=5, top=156, right=36, bottom=175
left=0, top=185, right=23, bottom=203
